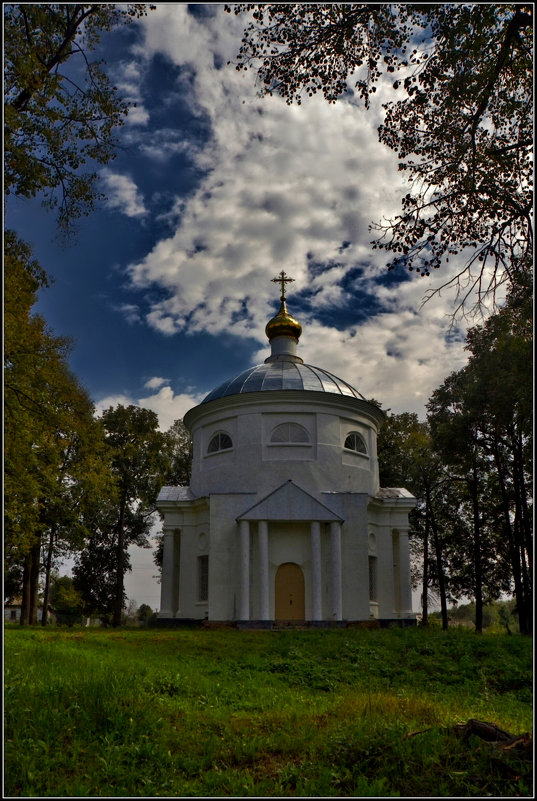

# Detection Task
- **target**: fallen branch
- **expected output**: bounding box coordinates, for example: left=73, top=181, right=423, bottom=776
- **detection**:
left=454, top=718, right=515, bottom=743
left=405, top=719, right=532, bottom=756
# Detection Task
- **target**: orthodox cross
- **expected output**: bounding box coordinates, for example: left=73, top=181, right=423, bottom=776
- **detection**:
left=271, top=270, right=295, bottom=302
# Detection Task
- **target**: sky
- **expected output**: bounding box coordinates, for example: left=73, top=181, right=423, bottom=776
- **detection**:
left=7, top=4, right=488, bottom=612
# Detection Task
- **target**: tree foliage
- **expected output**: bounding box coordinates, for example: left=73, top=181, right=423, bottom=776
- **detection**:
left=101, top=405, right=170, bottom=626
left=137, top=602, right=155, bottom=626
left=4, top=231, right=61, bottom=556
left=73, top=525, right=126, bottom=623
left=228, top=4, right=533, bottom=314
left=378, top=280, right=532, bottom=636
left=152, top=419, right=192, bottom=575
left=377, top=411, right=455, bottom=629
left=4, top=3, right=154, bottom=232
left=165, top=418, right=193, bottom=487
left=4, top=231, right=114, bottom=623
left=49, top=574, right=85, bottom=625
left=73, top=406, right=184, bottom=626
left=427, top=281, right=532, bottom=633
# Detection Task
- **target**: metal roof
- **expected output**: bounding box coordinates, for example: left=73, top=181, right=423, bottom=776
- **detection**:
left=201, top=360, right=365, bottom=404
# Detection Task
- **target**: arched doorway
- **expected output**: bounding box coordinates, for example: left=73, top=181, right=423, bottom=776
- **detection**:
left=275, top=562, right=305, bottom=621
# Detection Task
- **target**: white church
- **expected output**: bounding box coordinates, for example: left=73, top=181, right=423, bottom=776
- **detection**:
left=157, top=272, right=416, bottom=627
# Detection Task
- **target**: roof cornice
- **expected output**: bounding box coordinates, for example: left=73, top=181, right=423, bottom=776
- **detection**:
left=184, top=389, right=385, bottom=431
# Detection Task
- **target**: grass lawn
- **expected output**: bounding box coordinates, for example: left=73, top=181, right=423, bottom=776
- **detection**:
left=4, top=625, right=533, bottom=797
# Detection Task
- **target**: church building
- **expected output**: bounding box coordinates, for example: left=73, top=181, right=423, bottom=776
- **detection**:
left=157, top=272, right=416, bottom=627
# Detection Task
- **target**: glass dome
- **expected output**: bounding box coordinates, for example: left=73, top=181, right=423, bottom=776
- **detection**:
left=201, top=359, right=365, bottom=404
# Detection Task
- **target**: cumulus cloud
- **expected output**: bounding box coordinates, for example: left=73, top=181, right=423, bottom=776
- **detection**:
left=138, top=129, right=201, bottom=162
left=138, top=385, right=203, bottom=430
left=144, top=376, right=169, bottom=390
left=112, top=303, right=142, bottom=325
left=96, top=385, right=203, bottom=431
left=126, top=84, right=406, bottom=335
left=95, top=393, right=135, bottom=416
left=101, top=169, right=147, bottom=218
left=114, top=60, right=150, bottom=126
left=116, top=6, right=478, bottom=418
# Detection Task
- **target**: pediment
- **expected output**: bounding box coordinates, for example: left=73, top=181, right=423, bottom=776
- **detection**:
left=237, top=480, right=343, bottom=522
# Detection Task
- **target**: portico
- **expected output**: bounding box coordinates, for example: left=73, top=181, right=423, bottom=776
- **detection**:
left=236, top=480, right=343, bottom=622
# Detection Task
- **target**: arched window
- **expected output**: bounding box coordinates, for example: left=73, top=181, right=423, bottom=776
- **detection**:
left=270, top=422, right=310, bottom=444
left=344, top=431, right=367, bottom=454
left=207, top=432, right=233, bottom=454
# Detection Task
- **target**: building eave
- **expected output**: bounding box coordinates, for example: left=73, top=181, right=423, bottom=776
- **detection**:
left=184, top=390, right=385, bottom=432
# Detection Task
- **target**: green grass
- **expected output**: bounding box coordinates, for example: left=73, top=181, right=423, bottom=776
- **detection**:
left=4, top=626, right=533, bottom=797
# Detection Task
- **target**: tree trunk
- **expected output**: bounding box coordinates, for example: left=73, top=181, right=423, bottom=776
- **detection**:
left=12, top=6, right=97, bottom=112
left=428, top=492, right=448, bottom=631
left=20, top=551, right=32, bottom=626
left=492, top=442, right=528, bottom=635
left=421, top=511, right=430, bottom=626
left=509, top=426, right=532, bottom=635
left=41, top=526, right=56, bottom=626
left=29, top=539, right=41, bottom=625
left=515, top=511, right=532, bottom=636
left=470, top=460, right=483, bottom=635
left=113, top=495, right=127, bottom=627
left=513, top=429, right=532, bottom=573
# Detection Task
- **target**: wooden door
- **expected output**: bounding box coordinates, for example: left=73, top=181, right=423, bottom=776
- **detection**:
left=275, top=562, right=305, bottom=620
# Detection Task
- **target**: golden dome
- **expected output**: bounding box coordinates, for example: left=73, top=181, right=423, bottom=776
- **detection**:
left=265, top=300, right=302, bottom=342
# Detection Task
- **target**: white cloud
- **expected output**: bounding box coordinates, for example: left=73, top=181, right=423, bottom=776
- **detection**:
left=112, top=303, right=142, bottom=325
left=101, top=169, right=147, bottom=218
left=138, top=385, right=202, bottom=429
left=95, top=393, right=135, bottom=416
left=114, top=60, right=150, bottom=126
left=96, top=385, right=202, bottom=431
left=138, top=129, right=200, bottom=162
left=119, top=6, right=479, bottom=417
left=144, top=376, right=169, bottom=390
left=126, top=87, right=406, bottom=332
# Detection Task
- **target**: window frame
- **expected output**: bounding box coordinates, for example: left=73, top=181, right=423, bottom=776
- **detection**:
left=269, top=422, right=310, bottom=445
left=343, top=431, right=368, bottom=455
left=207, top=431, right=233, bottom=455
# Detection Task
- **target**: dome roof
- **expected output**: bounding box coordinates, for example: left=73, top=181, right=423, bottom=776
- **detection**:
left=199, top=271, right=368, bottom=408
left=201, top=359, right=365, bottom=404
left=265, top=300, right=302, bottom=342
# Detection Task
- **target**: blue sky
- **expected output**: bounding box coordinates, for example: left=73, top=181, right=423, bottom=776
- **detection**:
left=7, top=4, right=482, bottom=610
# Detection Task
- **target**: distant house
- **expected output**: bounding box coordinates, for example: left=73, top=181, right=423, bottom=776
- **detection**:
left=4, top=604, right=20, bottom=623
left=4, top=601, right=55, bottom=623
left=84, top=616, right=103, bottom=627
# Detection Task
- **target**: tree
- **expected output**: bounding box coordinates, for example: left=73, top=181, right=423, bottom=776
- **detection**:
left=4, top=5, right=157, bottom=619
left=137, top=603, right=155, bottom=627
left=125, top=598, right=139, bottom=625
left=377, top=411, right=456, bottom=629
left=4, top=231, right=58, bottom=572
left=428, top=370, right=492, bottom=634
left=39, top=400, right=112, bottom=626
left=427, top=299, right=532, bottom=636
left=460, top=282, right=532, bottom=633
left=73, top=524, right=124, bottom=624
left=152, top=419, right=193, bottom=575
left=49, top=574, right=85, bottom=626
left=4, top=3, right=154, bottom=233
left=227, top=4, right=533, bottom=315
left=4, top=231, right=108, bottom=625
left=76, top=405, right=173, bottom=627
left=165, top=419, right=193, bottom=486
